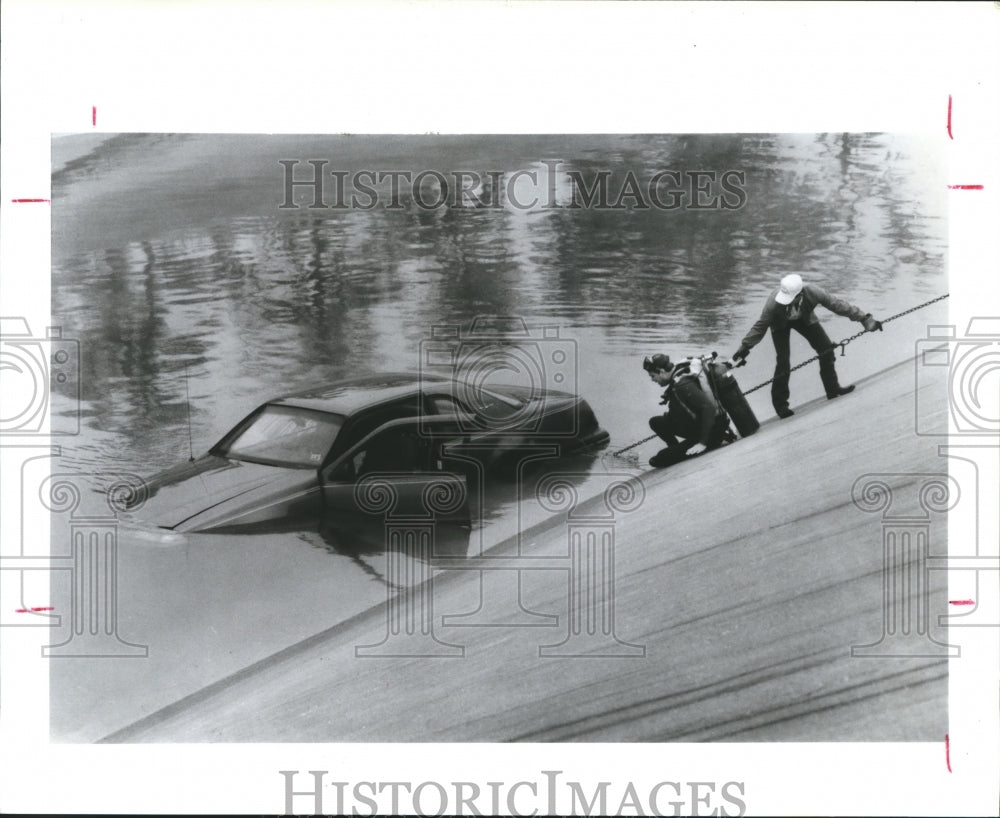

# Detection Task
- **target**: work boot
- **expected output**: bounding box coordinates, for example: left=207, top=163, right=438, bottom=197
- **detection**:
left=827, top=384, right=856, bottom=399
left=776, top=406, right=795, bottom=419
left=649, top=447, right=686, bottom=468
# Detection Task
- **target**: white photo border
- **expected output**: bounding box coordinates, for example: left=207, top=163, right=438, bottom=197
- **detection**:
left=1, top=1, right=997, bottom=815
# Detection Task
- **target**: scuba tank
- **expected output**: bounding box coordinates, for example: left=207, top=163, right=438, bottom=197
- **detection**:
left=703, top=354, right=760, bottom=437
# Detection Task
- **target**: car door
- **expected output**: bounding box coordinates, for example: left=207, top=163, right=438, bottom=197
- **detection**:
left=320, top=417, right=471, bottom=557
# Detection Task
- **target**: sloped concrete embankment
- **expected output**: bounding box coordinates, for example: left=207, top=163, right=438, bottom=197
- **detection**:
left=103, top=354, right=950, bottom=742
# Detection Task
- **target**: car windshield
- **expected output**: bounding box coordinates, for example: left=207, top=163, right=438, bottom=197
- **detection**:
left=220, top=406, right=344, bottom=468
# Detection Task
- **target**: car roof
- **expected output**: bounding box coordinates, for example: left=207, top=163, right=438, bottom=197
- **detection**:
left=271, top=372, right=454, bottom=415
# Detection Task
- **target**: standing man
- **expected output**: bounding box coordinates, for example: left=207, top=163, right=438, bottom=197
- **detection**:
left=643, top=354, right=730, bottom=467
left=733, top=273, right=882, bottom=418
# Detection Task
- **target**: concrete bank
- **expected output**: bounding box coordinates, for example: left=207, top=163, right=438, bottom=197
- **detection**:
left=103, top=353, right=950, bottom=742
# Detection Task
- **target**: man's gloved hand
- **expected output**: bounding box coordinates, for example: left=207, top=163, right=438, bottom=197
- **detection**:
left=686, top=442, right=707, bottom=456
left=862, top=314, right=883, bottom=332
left=732, top=345, right=750, bottom=365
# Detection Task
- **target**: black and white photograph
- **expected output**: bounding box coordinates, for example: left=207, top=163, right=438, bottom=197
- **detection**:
left=44, top=130, right=953, bottom=747
left=1, top=2, right=997, bottom=816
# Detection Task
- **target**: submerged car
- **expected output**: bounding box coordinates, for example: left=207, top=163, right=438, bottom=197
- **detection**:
left=121, top=372, right=610, bottom=536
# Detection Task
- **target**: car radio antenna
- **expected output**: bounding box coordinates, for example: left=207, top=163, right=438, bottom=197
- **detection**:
left=184, top=362, right=195, bottom=462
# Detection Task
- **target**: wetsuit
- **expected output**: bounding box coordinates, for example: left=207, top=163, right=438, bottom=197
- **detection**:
left=648, top=362, right=728, bottom=463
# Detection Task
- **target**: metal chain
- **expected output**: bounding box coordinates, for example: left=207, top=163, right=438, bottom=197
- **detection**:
left=740, top=292, right=950, bottom=395
left=611, top=292, right=949, bottom=457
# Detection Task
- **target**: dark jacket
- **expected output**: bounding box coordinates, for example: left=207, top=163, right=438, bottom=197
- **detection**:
left=661, top=362, right=725, bottom=446
left=740, top=283, right=868, bottom=351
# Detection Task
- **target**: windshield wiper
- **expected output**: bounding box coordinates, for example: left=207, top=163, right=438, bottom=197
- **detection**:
left=225, top=453, right=310, bottom=468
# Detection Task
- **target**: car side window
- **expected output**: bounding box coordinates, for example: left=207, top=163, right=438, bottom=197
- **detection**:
left=428, top=394, right=480, bottom=428
left=337, top=397, right=422, bottom=453
left=332, top=427, right=429, bottom=483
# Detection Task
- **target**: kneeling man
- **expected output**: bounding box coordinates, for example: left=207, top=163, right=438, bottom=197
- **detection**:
left=643, top=354, right=729, bottom=468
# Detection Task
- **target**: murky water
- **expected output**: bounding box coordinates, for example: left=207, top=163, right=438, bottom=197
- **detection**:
left=46, top=133, right=948, bottom=739
left=52, top=132, right=946, bottom=475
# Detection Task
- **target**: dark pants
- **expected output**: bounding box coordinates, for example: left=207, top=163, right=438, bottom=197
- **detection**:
left=649, top=411, right=728, bottom=454
left=771, top=320, right=842, bottom=412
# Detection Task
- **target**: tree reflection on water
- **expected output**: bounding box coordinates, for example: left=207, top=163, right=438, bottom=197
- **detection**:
left=52, top=133, right=945, bottom=476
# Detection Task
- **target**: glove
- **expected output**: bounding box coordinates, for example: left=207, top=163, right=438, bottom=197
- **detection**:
left=862, top=314, right=883, bottom=332
left=686, top=443, right=707, bottom=456
left=732, top=345, right=750, bottom=365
